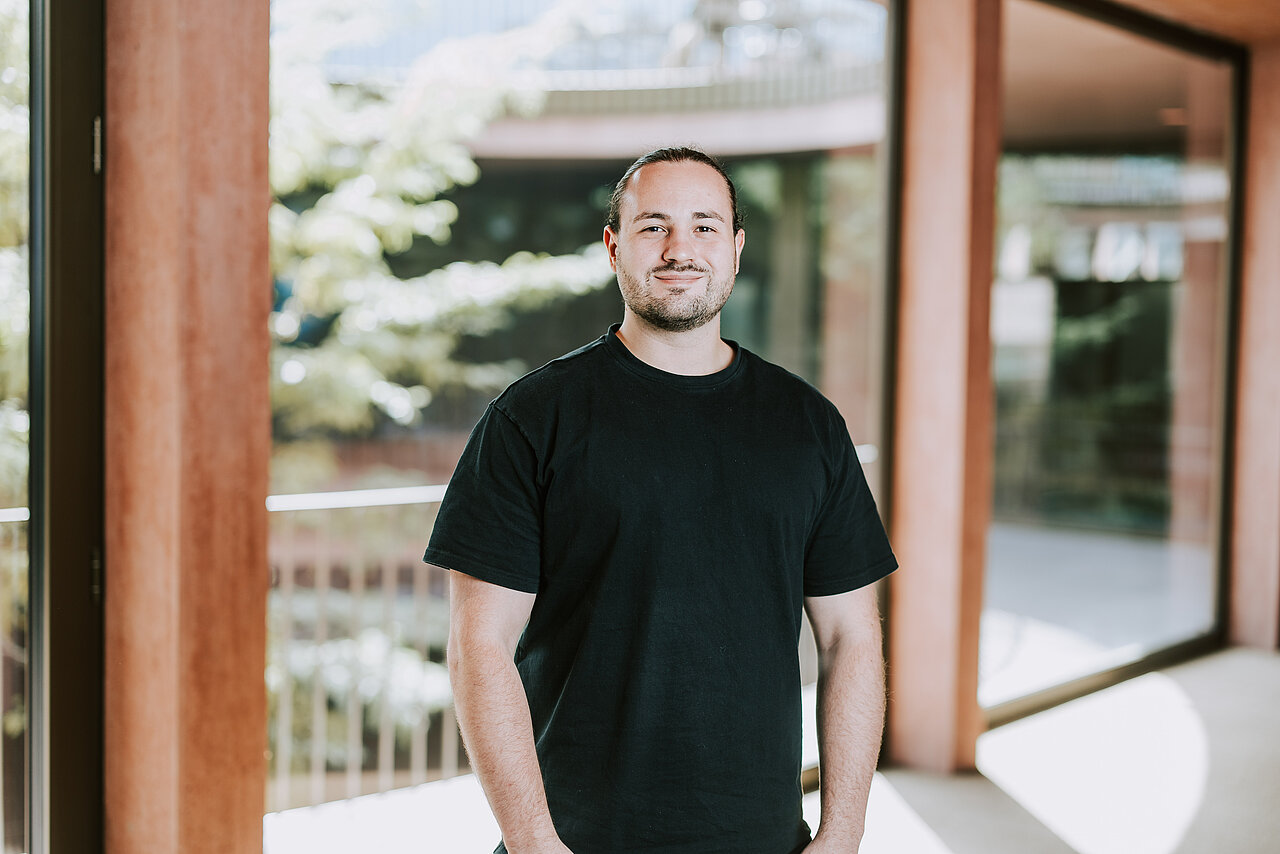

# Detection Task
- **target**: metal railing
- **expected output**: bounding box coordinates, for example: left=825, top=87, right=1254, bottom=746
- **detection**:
left=267, top=487, right=466, bottom=812
left=538, top=57, right=883, bottom=115
left=324, top=0, right=887, bottom=113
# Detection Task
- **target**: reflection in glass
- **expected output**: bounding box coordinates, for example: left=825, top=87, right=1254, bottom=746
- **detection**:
left=0, top=0, right=27, bottom=850
left=981, top=0, right=1234, bottom=707
left=267, top=0, right=893, bottom=810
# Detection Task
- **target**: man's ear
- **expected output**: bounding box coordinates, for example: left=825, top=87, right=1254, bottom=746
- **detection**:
left=734, top=227, right=745, bottom=274
left=603, top=226, right=620, bottom=272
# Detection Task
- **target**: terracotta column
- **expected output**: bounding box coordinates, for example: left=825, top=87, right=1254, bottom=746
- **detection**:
left=1230, top=42, right=1280, bottom=650
left=103, top=0, right=270, bottom=851
left=887, top=0, right=1001, bottom=772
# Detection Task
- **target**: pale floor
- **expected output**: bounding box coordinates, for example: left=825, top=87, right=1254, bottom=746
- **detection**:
left=264, top=648, right=1280, bottom=854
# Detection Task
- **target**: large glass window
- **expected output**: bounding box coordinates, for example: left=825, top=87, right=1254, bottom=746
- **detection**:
left=267, top=0, right=894, bottom=814
left=0, top=1, right=27, bottom=849
left=980, top=0, right=1236, bottom=708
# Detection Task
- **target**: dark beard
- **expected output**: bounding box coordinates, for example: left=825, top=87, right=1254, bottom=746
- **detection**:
left=617, top=264, right=732, bottom=333
left=630, top=299, right=720, bottom=333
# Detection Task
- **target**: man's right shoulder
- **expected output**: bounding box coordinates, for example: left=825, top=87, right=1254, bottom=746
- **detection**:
left=492, top=334, right=610, bottom=413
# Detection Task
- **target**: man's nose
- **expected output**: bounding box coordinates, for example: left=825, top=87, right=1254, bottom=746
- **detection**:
left=663, top=231, right=695, bottom=263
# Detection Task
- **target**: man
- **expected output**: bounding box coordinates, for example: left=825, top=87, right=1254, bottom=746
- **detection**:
left=425, top=147, right=896, bottom=854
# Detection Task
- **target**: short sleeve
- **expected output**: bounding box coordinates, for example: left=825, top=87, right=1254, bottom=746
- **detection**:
left=423, top=403, right=543, bottom=594
left=803, top=417, right=897, bottom=597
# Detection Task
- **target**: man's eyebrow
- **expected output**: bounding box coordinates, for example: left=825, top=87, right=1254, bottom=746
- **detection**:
left=630, top=210, right=726, bottom=223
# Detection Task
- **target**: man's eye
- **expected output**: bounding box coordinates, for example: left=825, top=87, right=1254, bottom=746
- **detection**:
left=696, top=225, right=716, bottom=232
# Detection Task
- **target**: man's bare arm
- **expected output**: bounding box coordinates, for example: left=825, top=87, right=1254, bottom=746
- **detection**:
left=801, top=584, right=886, bottom=852
left=446, top=570, right=572, bottom=854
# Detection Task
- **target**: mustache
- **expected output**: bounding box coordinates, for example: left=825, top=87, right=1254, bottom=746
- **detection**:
left=649, top=262, right=709, bottom=275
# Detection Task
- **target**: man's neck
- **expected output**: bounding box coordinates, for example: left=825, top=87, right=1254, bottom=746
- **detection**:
left=615, top=314, right=734, bottom=376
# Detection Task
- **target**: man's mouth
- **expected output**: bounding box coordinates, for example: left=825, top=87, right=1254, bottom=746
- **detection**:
left=651, top=266, right=707, bottom=283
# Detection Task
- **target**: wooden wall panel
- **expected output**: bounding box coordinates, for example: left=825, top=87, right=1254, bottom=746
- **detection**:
left=103, top=0, right=271, bottom=851
left=887, top=0, right=1002, bottom=772
left=1230, top=42, right=1280, bottom=650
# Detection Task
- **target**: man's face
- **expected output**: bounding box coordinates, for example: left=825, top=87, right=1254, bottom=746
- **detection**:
left=604, top=160, right=746, bottom=334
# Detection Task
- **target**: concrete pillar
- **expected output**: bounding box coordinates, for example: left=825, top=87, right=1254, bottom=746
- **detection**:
left=103, top=0, right=270, bottom=851
left=1230, top=42, right=1280, bottom=650
left=887, top=0, right=1001, bottom=772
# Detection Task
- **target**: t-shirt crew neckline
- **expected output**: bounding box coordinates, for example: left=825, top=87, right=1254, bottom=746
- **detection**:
left=602, top=322, right=745, bottom=389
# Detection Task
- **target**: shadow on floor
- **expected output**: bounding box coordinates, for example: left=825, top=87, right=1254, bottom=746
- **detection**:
left=874, top=769, right=1079, bottom=854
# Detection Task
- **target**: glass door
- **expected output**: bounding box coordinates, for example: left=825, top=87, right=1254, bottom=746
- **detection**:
left=980, top=0, right=1238, bottom=711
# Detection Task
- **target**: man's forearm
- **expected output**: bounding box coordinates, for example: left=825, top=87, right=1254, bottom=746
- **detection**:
left=449, top=638, right=568, bottom=854
left=811, top=632, right=885, bottom=849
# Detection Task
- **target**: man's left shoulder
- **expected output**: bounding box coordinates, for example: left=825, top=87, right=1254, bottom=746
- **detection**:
left=742, top=350, right=845, bottom=421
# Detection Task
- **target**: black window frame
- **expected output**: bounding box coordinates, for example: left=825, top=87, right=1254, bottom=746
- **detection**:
left=29, top=0, right=106, bottom=850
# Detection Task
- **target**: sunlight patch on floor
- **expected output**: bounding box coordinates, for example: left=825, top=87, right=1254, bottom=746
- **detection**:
left=264, top=774, right=500, bottom=854
left=806, top=775, right=954, bottom=854
left=978, top=673, right=1209, bottom=854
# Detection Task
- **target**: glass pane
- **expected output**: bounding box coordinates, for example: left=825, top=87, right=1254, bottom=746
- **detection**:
left=981, top=0, right=1234, bottom=707
left=267, top=0, right=893, bottom=812
left=0, top=1, right=28, bottom=850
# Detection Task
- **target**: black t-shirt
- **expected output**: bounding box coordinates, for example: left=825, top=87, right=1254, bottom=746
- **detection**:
left=425, top=326, right=897, bottom=854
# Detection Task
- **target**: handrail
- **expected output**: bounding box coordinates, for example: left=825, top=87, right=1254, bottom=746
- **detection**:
left=265, top=447, right=878, bottom=515
left=2, top=489, right=449, bottom=519
left=17, top=450, right=884, bottom=524
left=266, top=485, right=448, bottom=513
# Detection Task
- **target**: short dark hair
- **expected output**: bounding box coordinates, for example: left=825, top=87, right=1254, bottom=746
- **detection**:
left=605, top=147, right=742, bottom=234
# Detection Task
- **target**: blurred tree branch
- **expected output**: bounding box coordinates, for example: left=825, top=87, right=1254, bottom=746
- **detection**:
left=270, top=0, right=612, bottom=453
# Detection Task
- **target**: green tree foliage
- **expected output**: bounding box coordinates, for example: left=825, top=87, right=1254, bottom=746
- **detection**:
left=269, top=0, right=612, bottom=483
left=266, top=3, right=615, bottom=784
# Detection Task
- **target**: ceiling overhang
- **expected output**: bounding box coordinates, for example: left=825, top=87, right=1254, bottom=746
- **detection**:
left=1107, top=0, right=1279, bottom=47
